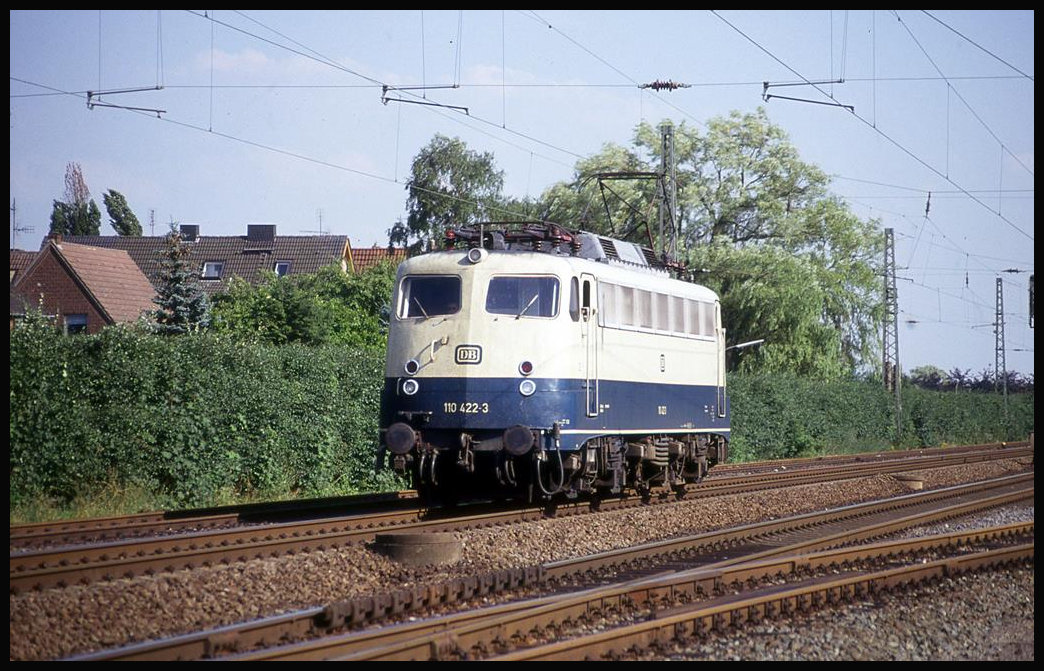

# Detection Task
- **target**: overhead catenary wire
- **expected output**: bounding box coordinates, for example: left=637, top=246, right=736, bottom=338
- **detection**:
left=892, top=10, right=1033, bottom=179
left=12, top=11, right=1031, bottom=377
left=920, top=10, right=1034, bottom=81
left=14, top=12, right=1027, bottom=254
left=710, top=10, right=1033, bottom=243
left=16, top=11, right=1032, bottom=256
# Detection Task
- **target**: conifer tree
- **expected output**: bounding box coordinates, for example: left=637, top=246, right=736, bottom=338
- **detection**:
left=152, top=225, right=210, bottom=334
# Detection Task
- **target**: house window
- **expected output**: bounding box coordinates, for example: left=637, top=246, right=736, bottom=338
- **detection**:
left=64, top=314, right=88, bottom=335
left=274, top=261, right=291, bottom=277
left=202, top=261, right=224, bottom=280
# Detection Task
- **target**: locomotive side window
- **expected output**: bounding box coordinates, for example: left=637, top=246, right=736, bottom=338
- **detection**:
left=670, top=296, right=685, bottom=333
left=599, top=283, right=616, bottom=326
left=637, top=290, right=653, bottom=329
left=569, top=277, right=580, bottom=321
left=700, top=300, right=715, bottom=337
left=619, top=286, right=635, bottom=326
left=654, top=292, right=669, bottom=331
left=398, top=275, right=462, bottom=318
left=486, top=276, right=560, bottom=318
left=684, top=299, right=698, bottom=336
left=593, top=280, right=715, bottom=340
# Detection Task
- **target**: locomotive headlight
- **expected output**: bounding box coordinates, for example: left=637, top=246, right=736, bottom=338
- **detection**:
left=402, top=378, right=420, bottom=396
left=518, top=360, right=534, bottom=376
left=518, top=379, right=536, bottom=397
left=467, top=247, right=488, bottom=264
left=404, top=358, right=420, bottom=376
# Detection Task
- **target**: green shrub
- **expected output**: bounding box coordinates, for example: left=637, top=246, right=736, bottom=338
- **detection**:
left=728, top=372, right=1033, bottom=461
left=10, top=322, right=1032, bottom=513
left=10, top=323, right=395, bottom=510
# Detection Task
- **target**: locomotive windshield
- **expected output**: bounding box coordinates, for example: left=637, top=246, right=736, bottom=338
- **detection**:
left=486, top=276, right=559, bottom=318
left=398, top=275, right=461, bottom=318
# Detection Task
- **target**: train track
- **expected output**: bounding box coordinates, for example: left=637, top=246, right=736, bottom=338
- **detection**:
left=8, top=490, right=421, bottom=551
left=10, top=441, right=1026, bottom=550
left=492, top=535, right=1033, bottom=661
left=10, top=444, right=1031, bottom=594
left=709, top=440, right=1029, bottom=477
left=66, top=473, right=1033, bottom=660
left=8, top=441, right=1027, bottom=555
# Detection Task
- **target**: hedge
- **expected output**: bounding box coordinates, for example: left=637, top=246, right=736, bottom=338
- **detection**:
left=10, top=321, right=396, bottom=508
left=727, top=372, right=1034, bottom=461
left=9, top=321, right=1034, bottom=508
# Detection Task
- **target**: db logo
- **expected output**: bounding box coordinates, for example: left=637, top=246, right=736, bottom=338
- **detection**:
left=455, top=345, right=482, bottom=365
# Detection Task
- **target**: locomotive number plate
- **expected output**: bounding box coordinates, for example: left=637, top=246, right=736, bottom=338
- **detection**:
left=443, top=401, right=490, bottom=414
left=455, top=345, right=482, bottom=365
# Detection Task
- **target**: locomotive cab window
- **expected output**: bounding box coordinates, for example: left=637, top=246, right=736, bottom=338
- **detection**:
left=486, top=275, right=559, bottom=318
left=398, top=275, right=462, bottom=318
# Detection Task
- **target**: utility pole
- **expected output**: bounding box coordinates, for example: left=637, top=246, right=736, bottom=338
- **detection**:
left=883, top=228, right=901, bottom=443
left=1030, top=274, right=1034, bottom=329
left=995, top=277, right=1007, bottom=408
left=658, top=123, right=677, bottom=259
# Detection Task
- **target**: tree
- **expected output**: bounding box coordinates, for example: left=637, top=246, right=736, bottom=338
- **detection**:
left=210, top=262, right=398, bottom=348
left=48, top=162, right=102, bottom=236
left=152, top=225, right=210, bottom=335
left=388, top=134, right=505, bottom=254
left=103, top=189, right=142, bottom=236
left=535, top=110, right=883, bottom=377
left=909, top=364, right=948, bottom=390
left=210, top=273, right=332, bottom=345
left=947, top=367, right=971, bottom=391
left=301, top=261, right=397, bottom=349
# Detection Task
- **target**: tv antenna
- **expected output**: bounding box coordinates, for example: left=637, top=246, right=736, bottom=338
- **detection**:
left=302, top=208, right=329, bottom=235
left=11, top=199, right=34, bottom=248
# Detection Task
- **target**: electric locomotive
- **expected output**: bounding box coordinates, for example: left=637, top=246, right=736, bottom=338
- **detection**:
left=378, top=223, right=729, bottom=502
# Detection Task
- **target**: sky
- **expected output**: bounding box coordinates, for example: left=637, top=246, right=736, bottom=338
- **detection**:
left=9, top=10, right=1035, bottom=378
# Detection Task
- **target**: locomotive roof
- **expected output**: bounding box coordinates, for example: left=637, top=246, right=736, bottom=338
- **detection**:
left=443, top=222, right=677, bottom=269
left=404, top=225, right=720, bottom=302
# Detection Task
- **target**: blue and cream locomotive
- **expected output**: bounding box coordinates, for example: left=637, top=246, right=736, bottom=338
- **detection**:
left=379, top=223, right=729, bottom=502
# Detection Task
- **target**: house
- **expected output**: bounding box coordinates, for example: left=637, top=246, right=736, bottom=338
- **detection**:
left=348, top=243, right=407, bottom=273
left=10, top=239, right=156, bottom=334
left=61, top=224, right=354, bottom=295
left=9, top=248, right=36, bottom=284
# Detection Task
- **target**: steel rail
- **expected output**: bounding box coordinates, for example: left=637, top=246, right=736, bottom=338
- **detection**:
left=11, top=450, right=1032, bottom=593
left=67, top=474, right=1031, bottom=660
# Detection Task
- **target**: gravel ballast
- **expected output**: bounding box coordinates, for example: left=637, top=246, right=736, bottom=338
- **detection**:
left=9, top=458, right=1033, bottom=661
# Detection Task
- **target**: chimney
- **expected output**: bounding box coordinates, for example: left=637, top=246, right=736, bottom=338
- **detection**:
left=180, top=224, right=200, bottom=242
left=247, top=224, right=276, bottom=241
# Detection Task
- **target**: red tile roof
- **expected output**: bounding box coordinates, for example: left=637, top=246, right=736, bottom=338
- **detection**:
left=61, top=232, right=350, bottom=294
left=351, top=245, right=406, bottom=272
left=10, top=249, right=36, bottom=282
left=13, top=241, right=156, bottom=324
left=53, top=242, right=157, bottom=323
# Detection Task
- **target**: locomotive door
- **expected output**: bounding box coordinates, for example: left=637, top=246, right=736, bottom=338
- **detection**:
left=716, top=302, right=726, bottom=417
left=580, top=273, right=599, bottom=417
